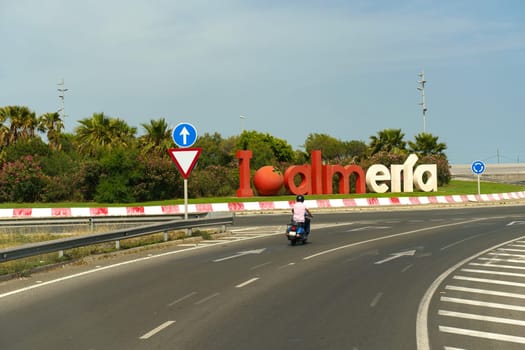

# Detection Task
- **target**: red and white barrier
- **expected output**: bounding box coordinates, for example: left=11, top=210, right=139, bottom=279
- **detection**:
left=1, top=191, right=524, bottom=218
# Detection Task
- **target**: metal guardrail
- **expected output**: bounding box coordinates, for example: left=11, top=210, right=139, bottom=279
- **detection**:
left=0, top=214, right=233, bottom=263
left=0, top=213, right=208, bottom=233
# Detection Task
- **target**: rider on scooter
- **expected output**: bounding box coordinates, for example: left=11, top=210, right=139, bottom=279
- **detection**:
left=292, top=195, right=313, bottom=234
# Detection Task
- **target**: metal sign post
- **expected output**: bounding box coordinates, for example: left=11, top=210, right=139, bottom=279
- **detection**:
left=168, top=147, right=202, bottom=220
left=183, top=179, right=188, bottom=220
left=170, top=122, right=199, bottom=221
left=471, top=160, right=486, bottom=195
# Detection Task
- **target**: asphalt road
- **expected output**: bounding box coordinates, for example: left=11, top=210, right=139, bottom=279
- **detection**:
left=1, top=205, right=525, bottom=349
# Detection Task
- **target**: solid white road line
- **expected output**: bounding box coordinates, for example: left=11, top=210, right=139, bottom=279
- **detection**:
left=140, top=321, right=176, bottom=340
left=439, top=309, right=525, bottom=326
left=0, top=244, right=213, bottom=299
left=235, top=277, right=259, bottom=288
left=0, top=229, right=278, bottom=299
left=439, top=326, right=525, bottom=344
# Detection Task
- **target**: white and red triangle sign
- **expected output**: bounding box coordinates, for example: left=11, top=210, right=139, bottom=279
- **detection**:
left=168, top=147, right=202, bottom=179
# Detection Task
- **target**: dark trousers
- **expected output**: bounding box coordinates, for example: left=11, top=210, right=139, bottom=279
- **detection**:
left=305, top=217, right=311, bottom=234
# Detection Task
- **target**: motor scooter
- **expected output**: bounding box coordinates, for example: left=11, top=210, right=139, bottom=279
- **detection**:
left=285, top=216, right=311, bottom=246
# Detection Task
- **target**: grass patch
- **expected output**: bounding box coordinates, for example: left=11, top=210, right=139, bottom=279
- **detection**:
left=0, top=252, right=68, bottom=277
left=0, top=232, right=65, bottom=249
left=0, top=228, right=218, bottom=277
left=0, top=180, right=523, bottom=209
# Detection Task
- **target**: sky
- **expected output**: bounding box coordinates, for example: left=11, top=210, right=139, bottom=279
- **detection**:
left=1, top=0, right=524, bottom=165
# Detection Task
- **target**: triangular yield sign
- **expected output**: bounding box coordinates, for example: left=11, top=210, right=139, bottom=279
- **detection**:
left=168, top=148, right=202, bottom=179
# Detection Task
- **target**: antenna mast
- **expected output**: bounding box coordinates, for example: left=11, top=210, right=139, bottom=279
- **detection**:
left=417, top=71, right=427, bottom=132
left=57, top=79, right=69, bottom=121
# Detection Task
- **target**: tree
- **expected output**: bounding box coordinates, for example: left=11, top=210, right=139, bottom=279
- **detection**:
left=302, top=133, right=367, bottom=163
left=94, top=147, right=141, bottom=203
left=2, top=137, right=51, bottom=163
left=343, top=140, right=368, bottom=162
left=369, top=128, right=407, bottom=155
left=235, top=131, right=295, bottom=169
left=138, top=118, right=172, bottom=156
left=303, top=133, right=346, bottom=162
left=38, top=112, right=64, bottom=150
left=0, top=123, right=8, bottom=149
left=75, top=113, right=137, bottom=156
left=0, top=105, right=38, bottom=145
left=0, top=107, right=9, bottom=147
left=408, top=132, right=447, bottom=156
left=194, top=132, right=235, bottom=168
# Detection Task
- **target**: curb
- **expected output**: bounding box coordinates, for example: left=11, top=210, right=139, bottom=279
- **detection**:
left=1, top=191, right=525, bottom=218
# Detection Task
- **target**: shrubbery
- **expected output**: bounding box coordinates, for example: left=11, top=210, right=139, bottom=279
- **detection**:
left=0, top=106, right=452, bottom=203
left=0, top=149, right=452, bottom=203
left=0, top=156, right=47, bottom=202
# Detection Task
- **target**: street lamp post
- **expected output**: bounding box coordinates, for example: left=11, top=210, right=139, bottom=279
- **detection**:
left=240, top=115, right=246, bottom=132
left=417, top=71, right=427, bottom=133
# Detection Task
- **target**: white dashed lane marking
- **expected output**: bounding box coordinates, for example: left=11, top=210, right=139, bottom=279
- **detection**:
left=140, top=321, right=175, bottom=340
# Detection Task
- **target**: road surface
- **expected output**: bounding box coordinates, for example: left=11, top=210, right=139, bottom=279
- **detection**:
left=1, top=206, right=525, bottom=349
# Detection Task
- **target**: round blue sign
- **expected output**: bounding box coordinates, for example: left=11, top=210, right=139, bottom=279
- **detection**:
left=471, top=160, right=486, bottom=175
left=172, top=122, right=197, bottom=148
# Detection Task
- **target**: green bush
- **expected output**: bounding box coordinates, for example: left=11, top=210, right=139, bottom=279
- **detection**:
left=0, top=156, right=47, bottom=202
left=131, top=155, right=184, bottom=201
left=190, top=165, right=238, bottom=197
left=95, top=174, right=135, bottom=203
left=73, top=160, right=103, bottom=201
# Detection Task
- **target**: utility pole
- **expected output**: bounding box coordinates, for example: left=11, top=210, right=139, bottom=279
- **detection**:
left=417, top=71, right=427, bottom=133
left=57, top=79, right=68, bottom=121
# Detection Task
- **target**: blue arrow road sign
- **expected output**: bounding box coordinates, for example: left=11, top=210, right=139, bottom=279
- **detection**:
left=471, top=160, right=486, bottom=175
left=172, top=122, right=197, bottom=148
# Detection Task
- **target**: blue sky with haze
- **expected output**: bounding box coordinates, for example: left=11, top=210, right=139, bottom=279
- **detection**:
left=1, top=0, right=524, bottom=164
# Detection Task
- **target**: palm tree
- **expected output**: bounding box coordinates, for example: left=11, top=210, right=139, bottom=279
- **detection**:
left=0, top=124, right=8, bottom=148
left=139, top=118, right=172, bottom=155
left=408, top=132, right=447, bottom=156
left=38, top=112, right=64, bottom=150
left=0, top=107, right=10, bottom=147
left=75, top=113, right=137, bottom=156
left=0, top=105, right=37, bottom=144
left=369, top=128, right=407, bottom=155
